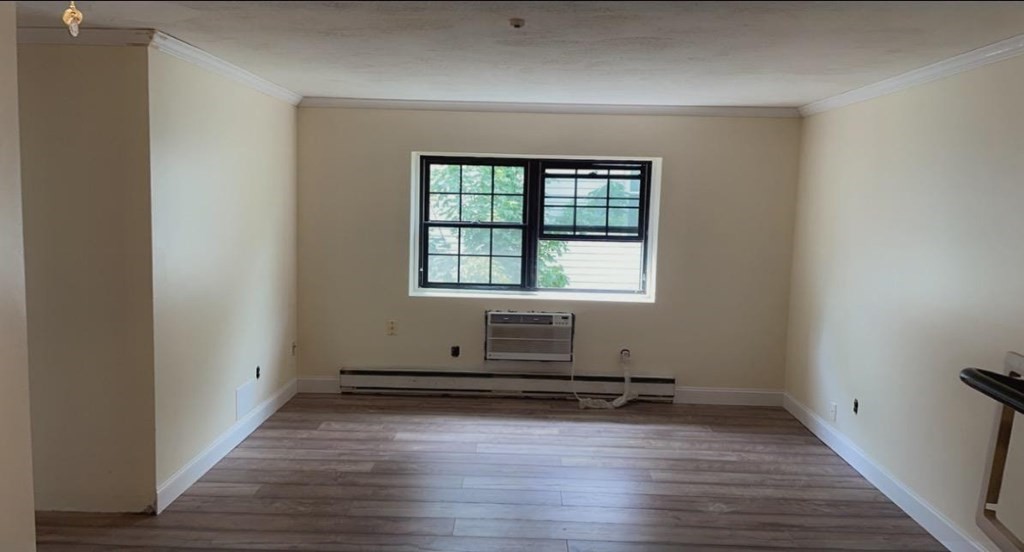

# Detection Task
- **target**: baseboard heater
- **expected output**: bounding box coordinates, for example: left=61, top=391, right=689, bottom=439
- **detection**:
left=338, top=369, right=675, bottom=402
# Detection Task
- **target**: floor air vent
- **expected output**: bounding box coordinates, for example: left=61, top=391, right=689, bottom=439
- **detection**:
left=338, top=369, right=675, bottom=402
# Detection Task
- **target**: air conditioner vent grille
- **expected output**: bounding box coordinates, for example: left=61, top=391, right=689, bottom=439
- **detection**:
left=486, top=311, right=574, bottom=361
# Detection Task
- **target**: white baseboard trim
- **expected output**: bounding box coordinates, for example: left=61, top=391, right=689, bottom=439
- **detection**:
left=783, top=394, right=988, bottom=552
left=673, top=386, right=783, bottom=406
left=297, top=376, right=341, bottom=394
left=154, top=379, right=297, bottom=513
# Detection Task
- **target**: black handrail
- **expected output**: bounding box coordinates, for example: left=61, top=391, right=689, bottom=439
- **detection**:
left=960, top=367, right=1024, bottom=414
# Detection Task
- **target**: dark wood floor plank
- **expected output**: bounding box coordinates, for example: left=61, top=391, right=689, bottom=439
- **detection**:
left=251, top=483, right=563, bottom=505
left=228, top=446, right=566, bottom=466
left=165, top=495, right=927, bottom=535
left=567, top=542, right=919, bottom=552
left=455, top=518, right=945, bottom=550
left=560, top=454, right=859, bottom=476
left=200, top=468, right=464, bottom=489
left=40, top=511, right=456, bottom=536
left=560, top=491, right=908, bottom=517
left=462, top=475, right=890, bottom=501
left=478, top=443, right=850, bottom=465
left=36, top=394, right=943, bottom=551
left=38, top=526, right=568, bottom=551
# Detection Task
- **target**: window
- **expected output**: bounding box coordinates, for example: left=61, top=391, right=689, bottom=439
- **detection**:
left=412, top=154, right=659, bottom=300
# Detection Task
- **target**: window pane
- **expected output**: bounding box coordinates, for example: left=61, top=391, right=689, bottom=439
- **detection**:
left=492, top=229, right=522, bottom=256
left=537, top=240, right=643, bottom=291
left=610, top=179, right=641, bottom=198
left=576, top=207, right=607, bottom=229
left=545, top=178, right=575, bottom=197
left=459, top=256, right=490, bottom=283
left=494, top=166, right=524, bottom=194
left=610, top=198, right=640, bottom=208
left=462, top=165, right=492, bottom=193
left=577, top=198, right=605, bottom=207
left=460, top=228, right=491, bottom=255
left=608, top=208, right=640, bottom=234
left=461, top=194, right=492, bottom=222
left=427, top=227, right=459, bottom=254
left=427, top=255, right=457, bottom=283
left=429, top=194, right=460, bottom=221
left=576, top=178, right=608, bottom=197
left=544, top=207, right=574, bottom=229
left=491, top=257, right=521, bottom=285
left=537, top=240, right=571, bottom=288
left=492, top=195, right=523, bottom=223
left=429, top=164, right=460, bottom=193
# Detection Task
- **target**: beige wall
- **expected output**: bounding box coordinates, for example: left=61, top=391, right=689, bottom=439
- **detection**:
left=0, top=3, right=36, bottom=549
left=298, top=109, right=800, bottom=386
left=787, top=54, right=1024, bottom=547
left=149, top=50, right=297, bottom=485
left=19, top=45, right=155, bottom=511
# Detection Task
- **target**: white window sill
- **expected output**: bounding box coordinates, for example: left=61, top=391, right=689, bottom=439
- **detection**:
left=409, top=287, right=655, bottom=304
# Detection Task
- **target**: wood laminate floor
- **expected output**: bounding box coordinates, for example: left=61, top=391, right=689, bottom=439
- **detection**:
left=36, top=394, right=945, bottom=551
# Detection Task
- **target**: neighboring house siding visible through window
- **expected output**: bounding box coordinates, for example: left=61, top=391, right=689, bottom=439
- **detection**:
left=413, top=154, right=659, bottom=298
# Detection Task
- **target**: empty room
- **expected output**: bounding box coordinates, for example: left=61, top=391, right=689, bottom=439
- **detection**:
left=3, top=1, right=1024, bottom=551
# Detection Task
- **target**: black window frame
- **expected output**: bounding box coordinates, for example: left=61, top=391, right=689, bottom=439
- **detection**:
left=417, top=155, right=654, bottom=294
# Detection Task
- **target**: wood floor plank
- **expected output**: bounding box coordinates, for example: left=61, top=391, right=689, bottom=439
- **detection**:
left=38, top=526, right=568, bottom=551
left=37, top=395, right=943, bottom=551
left=238, top=436, right=480, bottom=452
left=461, top=475, right=890, bottom=501
left=567, top=542, right=919, bottom=552
left=228, top=446, right=566, bottom=466
left=478, top=443, right=850, bottom=465
left=166, top=495, right=927, bottom=535
left=560, top=491, right=908, bottom=517
left=181, top=483, right=260, bottom=498
left=200, top=468, right=465, bottom=489
left=454, top=518, right=944, bottom=550
left=250, top=484, right=563, bottom=505
left=560, top=454, right=859, bottom=476
left=39, top=511, right=456, bottom=536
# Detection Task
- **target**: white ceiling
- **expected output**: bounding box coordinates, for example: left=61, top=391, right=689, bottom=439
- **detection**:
left=15, top=1, right=1024, bottom=107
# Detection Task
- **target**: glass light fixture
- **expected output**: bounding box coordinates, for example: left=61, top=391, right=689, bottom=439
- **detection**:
left=62, top=1, right=83, bottom=38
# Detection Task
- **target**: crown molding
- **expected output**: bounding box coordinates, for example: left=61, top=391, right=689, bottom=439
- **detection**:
left=149, top=32, right=301, bottom=106
left=16, top=27, right=301, bottom=106
left=18, top=27, right=155, bottom=46
left=300, top=97, right=802, bottom=118
left=801, top=33, right=1024, bottom=116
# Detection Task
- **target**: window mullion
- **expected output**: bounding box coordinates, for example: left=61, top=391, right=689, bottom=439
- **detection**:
left=524, top=160, right=540, bottom=290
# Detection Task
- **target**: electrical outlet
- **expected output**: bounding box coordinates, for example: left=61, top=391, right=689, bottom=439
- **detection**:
left=450, top=345, right=460, bottom=358
left=256, top=366, right=261, bottom=380
left=828, top=401, right=838, bottom=422
left=386, top=320, right=397, bottom=336
left=853, top=399, right=859, bottom=415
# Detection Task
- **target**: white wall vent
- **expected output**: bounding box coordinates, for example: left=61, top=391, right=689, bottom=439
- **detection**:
left=485, top=311, right=574, bottom=362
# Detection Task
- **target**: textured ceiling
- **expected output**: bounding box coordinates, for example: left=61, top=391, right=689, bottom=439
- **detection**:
left=15, top=1, right=1024, bottom=107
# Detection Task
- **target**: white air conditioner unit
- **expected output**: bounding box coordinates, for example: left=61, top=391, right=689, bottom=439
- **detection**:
left=485, top=311, right=575, bottom=361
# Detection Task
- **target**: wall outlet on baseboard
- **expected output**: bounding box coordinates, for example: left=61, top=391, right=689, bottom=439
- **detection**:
left=386, top=320, right=397, bottom=336
left=828, top=401, right=838, bottom=422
